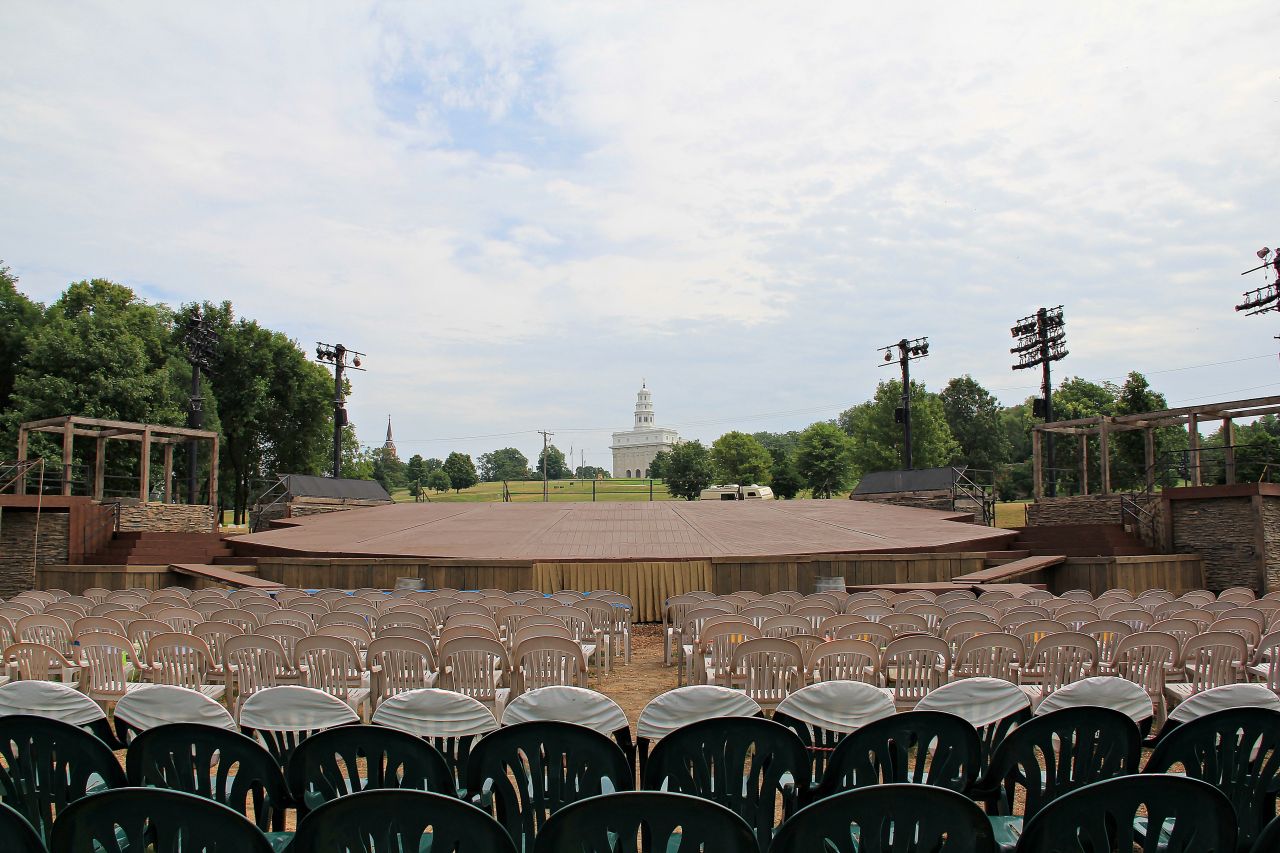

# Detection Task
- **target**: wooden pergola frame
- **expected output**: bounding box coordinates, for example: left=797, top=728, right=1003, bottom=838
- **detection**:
left=16, top=416, right=219, bottom=505
left=1031, top=395, right=1280, bottom=499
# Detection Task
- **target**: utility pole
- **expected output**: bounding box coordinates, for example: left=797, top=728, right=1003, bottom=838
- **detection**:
left=1011, top=306, right=1068, bottom=496
left=538, top=430, right=554, bottom=502
left=316, top=343, right=366, bottom=479
left=179, top=308, right=218, bottom=504
left=877, top=337, right=930, bottom=470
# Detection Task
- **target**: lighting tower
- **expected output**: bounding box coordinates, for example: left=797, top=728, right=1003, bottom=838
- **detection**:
left=877, top=337, right=930, bottom=470
left=315, top=343, right=365, bottom=479
left=179, top=308, right=219, bottom=504
left=1236, top=246, right=1280, bottom=318
left=1011, top=306, right=1068, bottom=497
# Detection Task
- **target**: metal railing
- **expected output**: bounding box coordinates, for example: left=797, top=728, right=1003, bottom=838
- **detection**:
left=248, top=476, right=291, bottom=532
left=951, top=467, right=997, bottom=526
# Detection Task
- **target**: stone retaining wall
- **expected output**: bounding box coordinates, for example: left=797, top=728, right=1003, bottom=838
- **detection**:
left=849, top=492, right=954, bottom=512
left=1026, top=495, right=1123, bottom=526
left=116, top=502, right=216, bottom=533
left=288, top=497, right=390, bottom=518
left=0, top=510, right=69, bottom=597
left=1261, top=499, right=1280, bottom=594
left=1170, top=496, right=1256, bottom=591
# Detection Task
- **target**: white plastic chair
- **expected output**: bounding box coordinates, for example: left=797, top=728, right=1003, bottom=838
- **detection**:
left=636, top=685, right=762, bottom=770
left=238, top=685, right=359, bottom=765
left=113, top=683, right=237, bottom=742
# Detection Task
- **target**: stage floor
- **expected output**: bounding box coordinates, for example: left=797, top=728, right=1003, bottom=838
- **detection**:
left=231, top=499, right=1016, bottom=561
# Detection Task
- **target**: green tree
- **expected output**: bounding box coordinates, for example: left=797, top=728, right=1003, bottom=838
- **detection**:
left=796, top=421, right=856, bottom=498
left=340, top=426, right=374, bottom=481
left=443, top=452, right=477, bottom=492
left=839, top=380, right=958, bottom=476
left=424, top=458, right=443, bottom=475
left=534, top=445, right=568, bottom=480
left=405, top=454, right=425, bottom=493
left=0, top=263, right=42, bottom=450
left=664, top=440, right=713, bottom=500
left=1048, top=377, right=1117, bottom=494
left=997, top=399, right=1037, bottom=499
left=478, top=447, right=530, bottom=481
left=371, top=446, right=406, bottom=492
left=574, top=465, right=608, bottom=479
left=710, top=431, right=773, bottom=486
left=940, top=376, right=1010, bottom=471
left=647, top=451, right=670, bottom=480
left=426, top=468, right=451, bottom=492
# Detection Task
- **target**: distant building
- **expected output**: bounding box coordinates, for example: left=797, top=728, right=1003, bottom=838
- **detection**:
left=383, top=416, right=397, bottom=458
left=610, top=382, right=680, bottom=478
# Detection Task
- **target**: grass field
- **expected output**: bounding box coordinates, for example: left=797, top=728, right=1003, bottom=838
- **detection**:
left=393, top=479, right=677, bottom=503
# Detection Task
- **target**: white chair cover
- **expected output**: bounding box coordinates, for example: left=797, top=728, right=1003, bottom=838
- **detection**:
left=238, top=685, right=359, bottom=731
left=114, top=684, right=237, bottom=733
left=1033, top=676, right=1152, bottom=723
left=371, top=687, right=498, bottom=738
left=1166, top=683, right=1280, bottom=724
left=0, top=680, right=106, bottom=727
left=637, top=685, right=761, bottom=741
left=915, top=677, right=1031, bottom=728
left=501, top=686, right=629, bottom=735
left=774, top=682, right=895, bottom=735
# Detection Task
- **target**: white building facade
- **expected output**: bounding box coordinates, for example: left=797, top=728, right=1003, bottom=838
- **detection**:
left=610, top=383, right=681, bottom=478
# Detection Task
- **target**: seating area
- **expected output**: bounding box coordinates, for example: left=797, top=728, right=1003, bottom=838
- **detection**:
left=0, top=582, right=1277, bottom=850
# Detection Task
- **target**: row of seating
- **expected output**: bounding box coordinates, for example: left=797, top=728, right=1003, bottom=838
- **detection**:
left=0, top=689, right=1274, bottom=852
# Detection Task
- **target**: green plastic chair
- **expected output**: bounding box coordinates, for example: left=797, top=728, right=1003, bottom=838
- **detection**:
left=532, top=791, right=758, bottom=853
left=642, top=716, right=810, bottom=852
left=124, top=722, right=293, bottom=848
left=771, top=784, right=997, bottom=853
left=0, top=800, right=47, bottom=853
left=291, top=788, right=517, bottom=853
left=973, top=706, right=1140, bottom=852
left=1015, top=774, right=1237, bottom=853
left=465, top=720, right=634, bottom=852
left=50, top=787, right=274, bottom=853
left=0, top=714, right=127, bottom=845
left=1143, top=707, right=1280, bottom=852
left=1251, top=814, right=1280, bottom=853
left=285, top=723, right=455, bottom=815
left=810, top=710, right=981, bottom=803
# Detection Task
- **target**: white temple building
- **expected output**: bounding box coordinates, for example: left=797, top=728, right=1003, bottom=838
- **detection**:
left=611, top=383, right=681, bottom=478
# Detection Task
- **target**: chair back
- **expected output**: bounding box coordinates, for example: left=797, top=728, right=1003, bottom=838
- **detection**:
left=815, top=710, right=981, bottom=797
left=533, top=791, right=757, bottom=853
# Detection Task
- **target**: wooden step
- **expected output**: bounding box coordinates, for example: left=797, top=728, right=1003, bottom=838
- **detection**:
left=169, top=563, right=282, bottom=589
left=954, top=555, right=1067, bottom=584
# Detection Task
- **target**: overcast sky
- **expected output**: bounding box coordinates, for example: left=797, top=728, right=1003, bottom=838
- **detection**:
left=3, top=2, right=1279, bottom=469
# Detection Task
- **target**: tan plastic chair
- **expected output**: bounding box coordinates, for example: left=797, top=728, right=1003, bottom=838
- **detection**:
left=4, top=642, right=75, bottom=682
left=791, top=605, right=838, bottom=635
left=512, top=635, right=588, bottom=694
left=760, top=614, right=811, bottom=639
left=510, top=623, right=576, bottom=650
left=152, top=607, right=202, bottom=633
left=1218, top=587, right=1258, bottom=605
left=943, top=619, right=998, bottom=654
left=295, top=634, right=370, bottom=719
left=695, top=621, right=762, bottom=687
left=882, top=634, right=950, bottom=710
left=291, top=600, right=331, bottom=619
left=1023, top=633, right=1098, bottom=705
left=438, top=635, right=511, bottom=716
left=223, top=634, right=296, bottom=717
left=1078, top=620, right=1132, bottom=674
left=549, top=607, right=602, bottom=676
left=1165, top=631, right=1248, bottom=709
left=1248, top=630, right=1280, bottom=694
left=78, top=632, right=146, bottom=707
left=1211, top=616, right=1262, bottom=653
left=257, top=623, right=309, bottom=665
left=192, top=620, right=243, bottom=687
left=210, top=608, right=259, bottom=632
left=316, top=623, right=372, bottom=655
left=71, top=616, right=126, bottom=641
left=952, top=632, right=1024, bottom=682
left=846, top=603, right=894, bottom=622
left=367, top=635, right=437, bottom=709
left=264, top=610, right=317, bottom=634
left=15, top=613, right=74, bottom=656
left=833, top=620, right=895, bottom=649
left=1112, top=630, right=1179, bottom=724
left=728, top=637, right=803, bottom=710
left=146, top=632, right=225, bottom=702
left=317, top=610, right=370, bottom=631
left=882, top=613, right=930, bottom=636
left=806, top=638, right=881, bottom=686
left=1000, top=606, right=1051, bottom=628
left=903, top=603, right=946, bottom=631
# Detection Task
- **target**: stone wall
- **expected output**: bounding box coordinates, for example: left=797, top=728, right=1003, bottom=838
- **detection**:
left=1261, top=498, right=1280, bottom=594
left=288, top=498, right=389, bottom=518
left=116, top=502, right=216, bottom=533
left=0, top=510, right=69, bottom=597
left=848, top=491, right=956, bottom=512
left=1170, top=496, right=1257, bottom=591
left=1026, top=495, right=1123, bottom=526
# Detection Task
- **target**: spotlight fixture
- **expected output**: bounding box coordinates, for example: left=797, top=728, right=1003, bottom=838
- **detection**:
left=876, top=336, right=931, bottom=470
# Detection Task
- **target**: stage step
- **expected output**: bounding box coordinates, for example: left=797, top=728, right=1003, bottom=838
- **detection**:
left=1009, top=523, right=1152, bottom=557
left=82, top=532, right=233, bottom=566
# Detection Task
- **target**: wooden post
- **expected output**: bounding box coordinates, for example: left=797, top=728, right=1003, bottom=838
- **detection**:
left=1143, top=427, right=1155, bottom=492
left=94, top=437, right=106, bottom=501
left=15, top=427, right=26, bottom=495
left=208, top=435, right=219, bottom=532
left=139, top=427, right=152, bottom=502
left=1032, top=429, right=1044, bottom=500
left=1188, top=414, right=1200, bottom=486
left=162, top=444, right=174, bottom=504
left=1223, top=418, right=1236, bottom=485
left=61, top=419, right=75, bottom=496
left=1079, top=435, right=1089, bottom=495
left=1099, top=421, right=1112, bottom=495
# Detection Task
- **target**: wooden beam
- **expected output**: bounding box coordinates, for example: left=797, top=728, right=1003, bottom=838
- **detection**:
left=1144, top=428, right=1155, bottom=492
left=162, top=444, right=174, bottom=504
left=1188, top=414, right=1201, bottom=486
left=18, top=416, right=74, bottom=430
left=61, top=420, right=74, bottom=496
left=1100, top=421, right=1112, bottom=495
left=208, top=434, right=219, bottom=531
left=1032, top=429, right=1044, bottom=500
left=1079, top=434, right=1089, bottom=495
left=94, top=437, right=106, bottom=501
left=1223, top=419, right=1236, bottom=485
left=139, top=427, right=152, bottom=502
left=15, top=426, right=27, bottom=495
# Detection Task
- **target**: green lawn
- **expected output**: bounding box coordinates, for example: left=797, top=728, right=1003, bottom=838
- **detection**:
left=394, top=479, right=677, bottom=503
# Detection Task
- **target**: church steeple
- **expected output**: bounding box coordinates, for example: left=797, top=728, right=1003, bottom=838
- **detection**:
left=383, top=415, right=397, bottom=458
left=634, top=382, right=654, bottom=429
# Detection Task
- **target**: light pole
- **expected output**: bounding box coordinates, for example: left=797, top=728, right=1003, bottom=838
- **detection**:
left=877, top=337, right=930, bottom=470
left=1011, top=306, right=1068, bottom=497
left=316, top=343, right=366, bottom=479
left=180, top=308, right=218, bottom=504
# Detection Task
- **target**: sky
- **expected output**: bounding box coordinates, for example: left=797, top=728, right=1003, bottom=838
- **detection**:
left=2, top=2, right=1279, bottom=471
